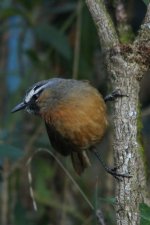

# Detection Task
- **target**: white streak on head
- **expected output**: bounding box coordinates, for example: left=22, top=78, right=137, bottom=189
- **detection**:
left=24, top=80, right=54, bottom=103
left=25, top=89, right=36, bottom=103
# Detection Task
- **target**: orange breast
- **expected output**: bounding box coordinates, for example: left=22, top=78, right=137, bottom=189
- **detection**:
left=42, top=91, right=108, bottom=150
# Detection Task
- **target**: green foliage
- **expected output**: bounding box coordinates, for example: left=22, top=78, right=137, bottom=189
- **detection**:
left=34, top=24, right=72, bottom=60
left=118, top=25, right=135, bottom=44
left=15, top=0, right=43, bottom=10
left=140, top=203, right=150, bottom=225
left=0, top=7, right=31, bottom=24
left=0, top=7, right=24, bottom=19
left=142, top=0, right=150, bottom=6
left=33, top=158, right=55, bottom=202
left=13, top=201, right=32, bottom=225
left=78, top=5, right=98, bottom=79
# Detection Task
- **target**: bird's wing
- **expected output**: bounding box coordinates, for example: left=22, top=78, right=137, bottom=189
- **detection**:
left=45, top=122, right=71, bottom=156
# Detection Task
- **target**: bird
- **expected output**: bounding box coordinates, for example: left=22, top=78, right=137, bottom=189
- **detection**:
left=11, top=78, right=128, bottom=179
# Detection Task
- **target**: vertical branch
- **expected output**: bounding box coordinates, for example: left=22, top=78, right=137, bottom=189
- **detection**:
left=109, top=73, right=144, bottom=225
left=85, top=1, right=148, bottom=225
left=86, top=0, right=119, bottom=49
left=143, top=3, right=150, bottom=24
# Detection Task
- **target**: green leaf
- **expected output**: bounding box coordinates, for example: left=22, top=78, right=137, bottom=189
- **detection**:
left=25, top=49, right=40, bottom=64
left=14, top=201, right=32, bottom=225
left=0, top=7, right=25, bottom=20
left=142, top=0, right=150, bottom=6
left=34, top=24, right=71, bottom=60
left=0, top=7, right=32, bottom=25
left=33, top=158, right=55, bottom=202
left=15, top=0, right=42, bottom=10
left=0, top=143, right=23, bottom=161
left=140, top=203, right=150, bottom=225
left=0, top=7, right=21, bottom=19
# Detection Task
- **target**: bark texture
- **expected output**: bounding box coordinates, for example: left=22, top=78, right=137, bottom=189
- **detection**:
left=108, top=58, right=146, bottom=225
left=86, top=0, right=150, bottom=224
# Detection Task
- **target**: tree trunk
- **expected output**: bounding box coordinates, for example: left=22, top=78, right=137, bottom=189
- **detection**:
left=85, top=0, right=150, bottom=224
left=108, top=60, right=146, bottom=225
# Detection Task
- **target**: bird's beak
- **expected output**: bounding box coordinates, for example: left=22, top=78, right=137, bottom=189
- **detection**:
left=11, top=102, right=26, bottom=113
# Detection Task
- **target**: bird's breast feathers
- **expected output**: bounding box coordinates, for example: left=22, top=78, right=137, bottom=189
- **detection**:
left=41, top=94, right=108, bottom=149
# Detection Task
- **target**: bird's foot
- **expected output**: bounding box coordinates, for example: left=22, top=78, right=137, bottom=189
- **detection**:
left=106, top=166, right=132, bottom=181
left=92, top=149, right=132, bottom=181
left=104, top=89, right=128, bottom=102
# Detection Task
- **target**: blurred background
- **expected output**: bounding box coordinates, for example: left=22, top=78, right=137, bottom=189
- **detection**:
left=0, top=0, right=149, bottom=224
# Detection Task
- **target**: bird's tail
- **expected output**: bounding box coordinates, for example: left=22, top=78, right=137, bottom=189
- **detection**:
left=71, top=151, right=91, bottom=175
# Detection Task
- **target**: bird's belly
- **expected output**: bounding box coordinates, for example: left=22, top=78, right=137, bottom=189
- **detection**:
left=45, top=105, right=107, bottom=150
left=56, top=120, right=107, bottom=149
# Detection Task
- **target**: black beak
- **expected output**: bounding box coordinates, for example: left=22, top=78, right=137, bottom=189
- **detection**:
left=11, top=102, right=26, bottom=113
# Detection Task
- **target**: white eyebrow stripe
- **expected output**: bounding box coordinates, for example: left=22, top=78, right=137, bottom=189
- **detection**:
left=25, top=89, right=35, bottom=103
left=24, top=82, right=51, bottom=103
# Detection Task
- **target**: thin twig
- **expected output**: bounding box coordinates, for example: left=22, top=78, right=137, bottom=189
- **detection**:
left=72, top=0, right=83, bottom=79
left=27, top=148, right=95, bottom=211
left=95, top=177, right=106, bottom=225
left=27, top=158, right=38, bottom=211
left=96, top=209, right=106, bottom=225
left=27, top=148, right=107, bottom=225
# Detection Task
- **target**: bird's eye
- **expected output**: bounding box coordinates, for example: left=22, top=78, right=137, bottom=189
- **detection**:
left=31, top=89, right=43, bottom=102
left=32, top=93, right=39, bottom=100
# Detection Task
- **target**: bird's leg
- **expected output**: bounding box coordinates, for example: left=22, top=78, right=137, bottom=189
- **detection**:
left=103, top=90, right=130, bottom=179
left=104, top=89, right=128, bottom=102
left=92, top=149, right=132, bottom=181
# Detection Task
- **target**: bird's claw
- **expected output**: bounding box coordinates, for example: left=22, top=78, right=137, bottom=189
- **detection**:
left=104, top=89, right=128, bottom=102
left=107, top=167, right=132, bottom=181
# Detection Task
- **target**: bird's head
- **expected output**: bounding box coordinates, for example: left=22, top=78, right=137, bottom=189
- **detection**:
left=11, top=79, right=59, bottom=115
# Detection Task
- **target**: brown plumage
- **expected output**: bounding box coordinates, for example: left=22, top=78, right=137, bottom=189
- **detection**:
left=11, top=78, right=108, bottom=175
